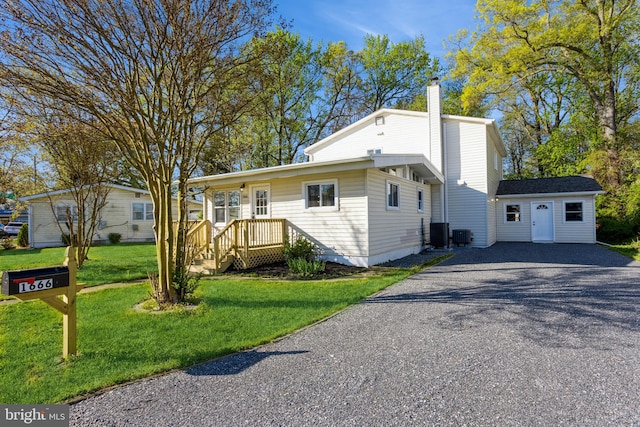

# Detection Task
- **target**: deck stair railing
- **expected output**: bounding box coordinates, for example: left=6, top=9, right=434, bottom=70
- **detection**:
left=177, top=218, right=287, bottom=274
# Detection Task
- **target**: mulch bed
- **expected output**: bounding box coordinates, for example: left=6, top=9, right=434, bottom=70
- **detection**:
left=223, top=261, right=368, bottom=279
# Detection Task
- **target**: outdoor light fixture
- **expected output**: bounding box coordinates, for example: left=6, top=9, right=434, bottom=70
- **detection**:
left=240, top=183, right=245, bottom=191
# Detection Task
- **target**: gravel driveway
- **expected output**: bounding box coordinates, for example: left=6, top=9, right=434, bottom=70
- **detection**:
left=70, top=243, right=640, bottom=426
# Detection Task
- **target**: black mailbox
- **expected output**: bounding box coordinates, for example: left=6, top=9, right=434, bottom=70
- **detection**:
left=1, top=266, right=70, bottom=296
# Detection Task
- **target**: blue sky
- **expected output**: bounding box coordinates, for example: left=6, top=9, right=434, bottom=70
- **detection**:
left=275, top=0, right=480, bottom=58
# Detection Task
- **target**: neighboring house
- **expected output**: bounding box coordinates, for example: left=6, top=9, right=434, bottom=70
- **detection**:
left=20, top=184, right=202, bottom=248
left=187, top=82, right=603, bottom=267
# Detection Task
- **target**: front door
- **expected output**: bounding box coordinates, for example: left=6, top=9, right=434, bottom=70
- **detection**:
left=531, top=202, right=554, bottom=242
left=251, top=185, right=270, bottom=219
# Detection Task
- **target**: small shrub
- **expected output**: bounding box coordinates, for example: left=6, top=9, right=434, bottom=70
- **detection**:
left=16, top=224, right=28, bottom=247
left=287, top=257, right=326, bottom=277
left=108, top=233, right=122, bottom=244
left=1, top=236, right=15, bottom=250
left=285, top=235, right=319, bottom=262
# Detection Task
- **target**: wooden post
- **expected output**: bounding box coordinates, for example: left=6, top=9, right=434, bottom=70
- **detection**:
left=62, top=246, right=78, bottom=358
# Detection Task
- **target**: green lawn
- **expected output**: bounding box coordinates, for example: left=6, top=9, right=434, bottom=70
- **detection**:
left=0, top=243, right=157, bottom=287
left=608, top=241, right=640, bottom=261
left=0, top=262, right=444, bottom=404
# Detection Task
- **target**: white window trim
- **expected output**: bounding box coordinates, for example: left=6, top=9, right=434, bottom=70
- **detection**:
left=55, top=204, right=79, bottom=222
left=417, top=187, right=424, bottom=212
left=213, top=190, right=242, bottom=224
left=563, top=200, right=585, bottom=223
left=386, top=180, right=401, bottom=210
left=302, top=179, right=339, bottom=211
left=504, top=202, right=522, bottom=224
left=131, top=201, right=153, bottom=222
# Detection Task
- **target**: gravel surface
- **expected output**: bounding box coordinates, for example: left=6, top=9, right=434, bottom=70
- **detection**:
left=70, top=243, right=640, bottom=426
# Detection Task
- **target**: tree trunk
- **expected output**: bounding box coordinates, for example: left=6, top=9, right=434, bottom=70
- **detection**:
left=149, top=178, right=178, bottom=305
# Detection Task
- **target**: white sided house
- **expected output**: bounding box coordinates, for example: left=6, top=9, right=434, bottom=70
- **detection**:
left=21, top=184, right=202, bottom=248
left=187, top=83, right=603, bottom=269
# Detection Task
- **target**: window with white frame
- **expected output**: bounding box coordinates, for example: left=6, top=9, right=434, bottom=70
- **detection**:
left=55, top=205, right=78, bottom=222
left=213, top=191, right=241, bottom=224
left=304, top=180, right=337, bottom=209
left=132, top=202, right=153, bottom=221
left=387, top=181, right=400, bottom=209
left=417, top=188, right=424, bottom=212
left=564, top=201, right=583, bottom=222
left=505, top=204, right=521, bottom=222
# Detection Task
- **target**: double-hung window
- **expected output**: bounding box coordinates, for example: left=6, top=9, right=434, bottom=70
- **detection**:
left=304, top=180, right=337, bottom=210
left=564, top=202, right=583, bottom=222
left=56, top=205, right=78, bottom=222
left=505, top=204, right=521, bottom=222
left=214, top=191, right=241, bottom=224
left=387, top=181, right=400, bottom=209
left=132, top=202, right=153, bottom=221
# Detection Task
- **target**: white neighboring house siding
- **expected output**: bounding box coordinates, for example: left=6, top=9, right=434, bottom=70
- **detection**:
left=366, top=169, right=431, bottom=265
left=485, top=131, right=503, bottom=246
left=444, top=119, right=491, bottom=247
left=496, top=196, right=597, bottom=244
left=308, top=112, right=431, bottom=163
left=28, top=187, right=156, bottom=248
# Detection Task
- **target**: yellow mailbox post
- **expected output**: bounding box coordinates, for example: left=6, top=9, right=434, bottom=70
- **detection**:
left=1, top=247, right=84, bottom=358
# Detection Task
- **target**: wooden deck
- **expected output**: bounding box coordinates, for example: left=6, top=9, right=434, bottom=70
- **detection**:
left=181, top=219, right=286, bottom=274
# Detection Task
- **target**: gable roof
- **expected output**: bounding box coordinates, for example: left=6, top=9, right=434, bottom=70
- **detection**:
left=20, top=183, right=150, bottom=202
left=496, top=176, right=604, bottom=197
left=304, top=108, right=506, bottom=157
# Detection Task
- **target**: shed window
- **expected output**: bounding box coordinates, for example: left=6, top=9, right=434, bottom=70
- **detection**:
left=505, top=204, right=521, bottom=222
left=387, top=181, right=400, bottom=209
left=305, top=181, right=337, bottom=209
left=132, top=202, right=153, bottom=221
left=565, top=202, right=583, bottom=222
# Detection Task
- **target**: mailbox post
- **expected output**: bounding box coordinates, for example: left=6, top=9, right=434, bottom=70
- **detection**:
left=1, top=247, right=83, bottom=358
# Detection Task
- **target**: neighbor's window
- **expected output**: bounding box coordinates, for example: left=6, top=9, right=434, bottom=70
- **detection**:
left=565, top=202, right=583, bottom=222
left=505, top=204, right=521, bottom=222
left=132, top=202, right=153, bottom=221
left=56, top=205, right=78, bottom=222
left=387, top=181, right=400, bottom=209
left=417, top=188, right=424, bottom=212
left=305, top=181, right=337, bottom=209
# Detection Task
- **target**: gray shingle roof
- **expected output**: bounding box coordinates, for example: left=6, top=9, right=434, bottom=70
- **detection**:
left=496, top=176, right=603, bottom=196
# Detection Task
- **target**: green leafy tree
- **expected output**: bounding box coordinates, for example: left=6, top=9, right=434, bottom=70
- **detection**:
left=0, top=0, right=275, bottom=304
left=359, top=34, right=439, bottom=112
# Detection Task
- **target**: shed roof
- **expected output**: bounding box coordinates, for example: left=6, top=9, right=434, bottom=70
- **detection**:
left=496, top=176, right=604, bottom=197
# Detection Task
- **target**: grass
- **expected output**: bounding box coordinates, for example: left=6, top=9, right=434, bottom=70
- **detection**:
left=0, top=243, right=157, bottom=287
left=0, top=257, right=450, bottom=404
left=607, top=240, right=640, bottom=261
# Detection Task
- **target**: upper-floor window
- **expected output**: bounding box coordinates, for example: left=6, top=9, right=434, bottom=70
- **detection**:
left=304, top=180, right=338, bottom=210
left=132, top=202, right=153, bottom=221
left=387, top=181, right=400, bottom=209
left=417, top=188, right=424, bottom=212
left=565, top=202, right=583, bottom=222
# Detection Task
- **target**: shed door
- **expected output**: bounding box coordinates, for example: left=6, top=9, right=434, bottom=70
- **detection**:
left=531, top=202, right=554, bottom=242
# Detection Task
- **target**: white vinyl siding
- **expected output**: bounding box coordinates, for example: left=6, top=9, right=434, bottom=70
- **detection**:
left=267, top=170, right=368, bottom=262
left=444, top=119, right=491, bottom=247
left=496, top=197, right=597, bottom=244
left=368, top=169, right=430, bottom=260
left=309, top=113, right=433, bottom=165
left=26, top=187, right=197, bottom=248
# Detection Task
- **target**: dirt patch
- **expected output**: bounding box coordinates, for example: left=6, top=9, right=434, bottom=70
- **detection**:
left=223, top=261, right=368, bottom=279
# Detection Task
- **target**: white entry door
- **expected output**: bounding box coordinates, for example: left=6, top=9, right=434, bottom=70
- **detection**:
left=251, top=185, right=270, bottom=219
left=531, top=202, right=554, bottom=242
